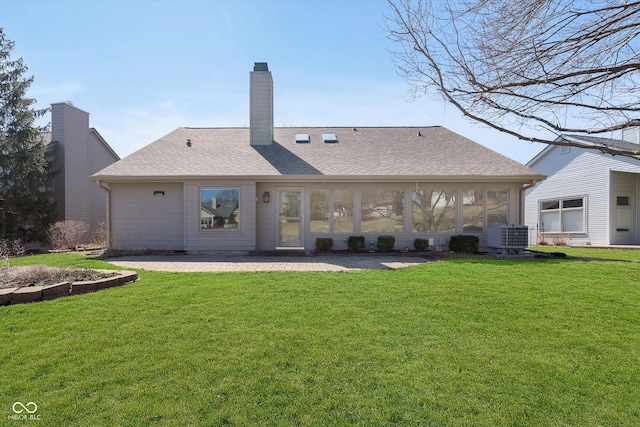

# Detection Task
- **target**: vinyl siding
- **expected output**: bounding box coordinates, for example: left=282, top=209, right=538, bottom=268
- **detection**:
left=256, top=183, right=276, bottom=250
left=59, top=106, right=90, bottom=223
left=526, top=145, right=640, bottom=245
left=87, top=131, right=119, bottom=237
left=110, top=182, right=184, bottom=250
left=105, top=179, right=526, bottom=252
left=50, top=103, right=119, bottom=241
left=50, top=109, right=67, bottom=220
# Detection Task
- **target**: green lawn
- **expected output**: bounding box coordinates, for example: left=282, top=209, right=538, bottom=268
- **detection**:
left=2, top=249, right=640, bottom=426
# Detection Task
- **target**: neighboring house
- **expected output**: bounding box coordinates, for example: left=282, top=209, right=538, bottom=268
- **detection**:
left=91, top=62, right=544, bottom=253
left=524, top=132, right=640, bottom=246
left=45, top=102, right=120, bottom=241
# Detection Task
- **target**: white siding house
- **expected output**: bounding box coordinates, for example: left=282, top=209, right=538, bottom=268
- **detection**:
left=49, top=102, right=120, bottom=240
left=525, top=134, right=640, bottom=246
left=92, top=63, right=544, bottom=253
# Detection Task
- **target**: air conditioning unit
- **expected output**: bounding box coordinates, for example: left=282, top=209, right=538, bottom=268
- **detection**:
left=487, top=224, right=528, bottom=255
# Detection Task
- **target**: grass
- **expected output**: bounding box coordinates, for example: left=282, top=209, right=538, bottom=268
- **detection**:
left=1, top=249, right=640, bottom=426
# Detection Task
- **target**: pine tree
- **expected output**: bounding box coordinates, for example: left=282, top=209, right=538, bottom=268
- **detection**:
left=0, top=28, right=56, bottom=241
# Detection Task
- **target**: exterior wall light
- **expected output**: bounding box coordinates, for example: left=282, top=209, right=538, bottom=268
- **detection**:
left=262, top=191, right=270, bottom=203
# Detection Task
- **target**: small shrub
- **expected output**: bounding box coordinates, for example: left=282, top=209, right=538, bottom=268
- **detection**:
left=0, top=239, right=26, bottom=270
left=538, top=233, right=570, bottom=246
left=91, top=220, right=107, bottom=247
left=552, top=234, right=571, bottom=246
left=48, top=220, right=89, bottom=250
left=315, top=238, right=334, bottom=251
left=449, top=235, right=479, bottom=254
left=377, top=235, right=395, bottom=252
left=413, top=238, right=429, bottom=252
left=537, top=234, right=550, bottom=246
left=347, top=236, right=366, bottom=252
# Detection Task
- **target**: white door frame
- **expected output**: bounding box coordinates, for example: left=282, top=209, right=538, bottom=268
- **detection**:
left=276, top=188, right=305, bottom=249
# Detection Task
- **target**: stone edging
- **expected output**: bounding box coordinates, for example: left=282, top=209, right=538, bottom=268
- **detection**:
left=0, top=270, right=139, bottom=306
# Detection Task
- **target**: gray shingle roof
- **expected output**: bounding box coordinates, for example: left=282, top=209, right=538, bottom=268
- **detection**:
left=92, top=126, right=543, bottom=181
left=563, top=134, right=640, bottom=152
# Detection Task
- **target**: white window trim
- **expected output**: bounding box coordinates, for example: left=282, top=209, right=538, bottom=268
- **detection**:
left=539, top=195, right=587, bottom=234
left=198, top=186, right=242, bottom=233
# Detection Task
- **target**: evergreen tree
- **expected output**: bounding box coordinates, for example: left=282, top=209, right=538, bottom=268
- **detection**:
left=0, top=28, right=55, bottom=240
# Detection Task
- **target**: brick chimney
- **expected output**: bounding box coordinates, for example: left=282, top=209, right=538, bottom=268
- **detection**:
left=250, top=62, right=273, bottom=146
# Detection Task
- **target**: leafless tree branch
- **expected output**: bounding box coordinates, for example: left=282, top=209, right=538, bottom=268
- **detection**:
left=385, top=0, right=640, bottom=158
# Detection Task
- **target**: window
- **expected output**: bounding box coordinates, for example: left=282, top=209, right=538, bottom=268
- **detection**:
left=411, top=188, right=455, bottom=233
left=295, top=133, right=310, bottom=143
left=486, top=189, right=508, bottom=227
left=310, top=190, right=330, bottom=233
left=333, top=189, right=354, bottom=233
left=462, top=190, right=484, bottom=233
left=361, top=189, right=404, bottom=233
left=540, top=196, right=585, bottom=233
left=309, top=189, right=354, bottom=234
left=616, top=195, right=632, bottom=232
left=322, top=133, right=338, bottom=143
left=200, top=188, right=240, bottom=230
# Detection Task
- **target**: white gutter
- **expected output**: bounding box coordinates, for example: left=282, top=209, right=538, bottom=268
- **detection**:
left=95, top=180, right=112, bottom=248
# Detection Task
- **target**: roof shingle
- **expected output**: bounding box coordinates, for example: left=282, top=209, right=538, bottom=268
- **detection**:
left=92, top=126, right=543, bottom=181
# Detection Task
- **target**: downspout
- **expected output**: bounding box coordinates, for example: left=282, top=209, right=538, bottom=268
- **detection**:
left=95, top=180, right=112, bottom=248
left=519, top=180, right=538, bottom=225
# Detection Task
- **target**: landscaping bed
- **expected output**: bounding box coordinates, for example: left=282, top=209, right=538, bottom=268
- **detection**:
left=0, top=265, right=138, bottom=305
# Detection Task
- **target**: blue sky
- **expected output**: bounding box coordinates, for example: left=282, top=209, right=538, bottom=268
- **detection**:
left=0, top=0, right=547, bottom=163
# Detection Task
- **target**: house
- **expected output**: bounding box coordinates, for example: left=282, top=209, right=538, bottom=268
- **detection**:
left=524, top=132, right=640, bottom=246
left=45, top=102, right=120, bottom=240
left=91, top=62, right=544, bottom=253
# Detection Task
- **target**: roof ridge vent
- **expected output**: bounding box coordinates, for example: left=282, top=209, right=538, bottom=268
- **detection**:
left=322, top=133, right=338, bottom=143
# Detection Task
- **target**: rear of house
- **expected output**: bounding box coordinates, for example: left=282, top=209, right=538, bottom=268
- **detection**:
left=92, top=63, right=544, bottom=253
left=525, top=133, right=640, bottom=246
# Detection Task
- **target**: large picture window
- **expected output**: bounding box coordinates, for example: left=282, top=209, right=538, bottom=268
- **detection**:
left=361, top=189, right=404, bottom=233
left=310, top=189, right=354, bottom=233
left=462, top=190, right=484, bottom=233
left=310, top=190, right=330, bottom=233
left=200, top=188, right=240, bottom=230
left=411, top=188, right=455, bottom=233
left=540, top=196, right=585, bottom=233
left=486, top=189, right=508, bottom=226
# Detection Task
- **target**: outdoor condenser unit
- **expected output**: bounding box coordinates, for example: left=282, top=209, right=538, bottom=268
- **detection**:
left=487, top=224, right=528, bottom=255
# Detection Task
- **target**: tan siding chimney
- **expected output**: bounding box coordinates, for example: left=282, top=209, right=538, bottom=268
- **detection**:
left=250, top=62, right=273, bottom=146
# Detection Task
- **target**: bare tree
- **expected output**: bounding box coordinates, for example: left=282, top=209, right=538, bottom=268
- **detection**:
left=385, top=0, right=640, bottom=157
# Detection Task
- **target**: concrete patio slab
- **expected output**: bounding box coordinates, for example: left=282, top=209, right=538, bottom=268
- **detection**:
left=106, top=254, right=430, bottom=272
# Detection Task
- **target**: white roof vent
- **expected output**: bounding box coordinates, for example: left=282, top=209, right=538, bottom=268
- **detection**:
left=295, top=133, right=310, bottom=143
left=322, top=133, right=338, bottom=143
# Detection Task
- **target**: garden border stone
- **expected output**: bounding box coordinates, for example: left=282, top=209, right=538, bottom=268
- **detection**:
left=0, top=287, right=20, bottom=305
left=42, top=282, right=71, bottom=300
left=1, top=270, right=138, bottom=306
left=12, top=286, right=44, bottom=303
